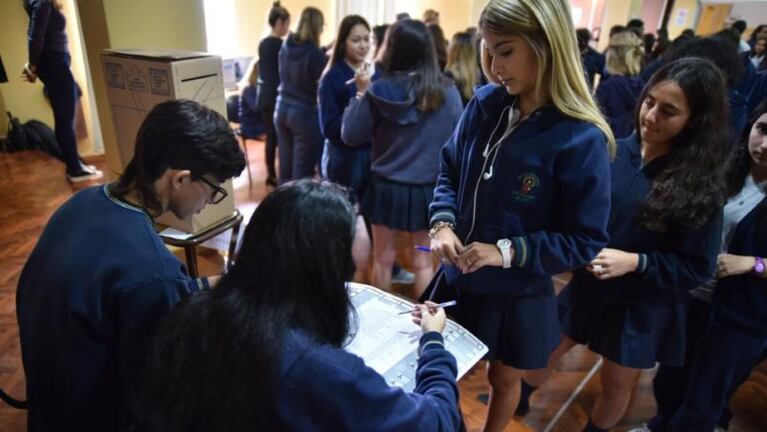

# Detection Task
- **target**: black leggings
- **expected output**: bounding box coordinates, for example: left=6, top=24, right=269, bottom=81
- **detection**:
left=261, top=105, right=277, bottom=179
left=36, top=51, right=81, bottom=174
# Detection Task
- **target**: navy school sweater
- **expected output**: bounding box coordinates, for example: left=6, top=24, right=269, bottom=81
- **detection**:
left=277, top=330, right=461, bottom=431
left=595, top=74, right=644, bottom=139
left=712, top=197, right=767, bottom=337
left=429, top=84, right=611, bottom=296
left=318, top=61, right=381, bottom=148
left=16, top=185, right=201, bottom=431
left=342, top=73, right=463, bottom=185
left=276, top=34, right=327, bottom=109
left=568, top=134, right=723, bottom=304
left=257, top=35, right=283, bottom=110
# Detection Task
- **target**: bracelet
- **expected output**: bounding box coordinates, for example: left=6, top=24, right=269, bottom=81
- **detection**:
left=754, top=256, right=765, bottom=275
left=428, top=221, right=455, bottom=239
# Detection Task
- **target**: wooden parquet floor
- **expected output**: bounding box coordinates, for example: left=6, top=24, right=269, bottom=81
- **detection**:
left=0, top=143, right=765, bottom=431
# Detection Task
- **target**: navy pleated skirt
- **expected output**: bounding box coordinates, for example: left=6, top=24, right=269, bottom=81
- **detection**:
left=559, top=283, right=688, bottom=369
left=448, top=282, right=562, bottom=370
left=321, top=140, right=371, bottom=204
left=362, top=175, right=433, bottom=232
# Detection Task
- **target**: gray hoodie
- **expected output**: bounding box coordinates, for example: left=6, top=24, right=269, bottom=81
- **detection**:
left=342, top=73, right=463, bottom=184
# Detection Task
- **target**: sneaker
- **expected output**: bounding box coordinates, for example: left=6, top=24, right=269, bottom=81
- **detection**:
left=67, top=165, right=103, bottom=183
left=391, top=268, right=415, bottom=285
left=627, top=426, right=652, bottom=432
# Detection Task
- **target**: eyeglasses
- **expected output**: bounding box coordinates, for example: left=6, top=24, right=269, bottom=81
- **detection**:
left=197, top=176, right=228, bottom=204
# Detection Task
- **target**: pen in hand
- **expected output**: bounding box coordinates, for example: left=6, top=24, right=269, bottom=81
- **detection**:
left=398, top=300, right=457, bottom=315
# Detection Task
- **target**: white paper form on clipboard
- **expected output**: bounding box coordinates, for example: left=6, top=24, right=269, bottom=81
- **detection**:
left=344, top=282, right=488, bottom=392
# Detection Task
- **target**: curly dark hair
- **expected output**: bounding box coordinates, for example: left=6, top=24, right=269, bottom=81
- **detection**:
left=636, top=57, right=731, bottom=232
left=726, top=99, right=767, bottom=235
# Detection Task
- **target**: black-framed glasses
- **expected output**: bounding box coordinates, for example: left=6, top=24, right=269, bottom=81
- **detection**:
left=197, top=177, right=228, bottom=204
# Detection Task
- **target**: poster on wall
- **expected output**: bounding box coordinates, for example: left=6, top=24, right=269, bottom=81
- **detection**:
left=675, top=9, right=689, bottom=26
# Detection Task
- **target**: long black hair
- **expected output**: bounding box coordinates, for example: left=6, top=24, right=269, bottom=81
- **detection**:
left=137, top=180, right=357, bottom=431
left=726, top=99, right=767, bottom=235
left=636, top=58, right=731, bottom=232
left=326, top=15, right=370, bottom=69
left=381, top=19, right=448, bottom=112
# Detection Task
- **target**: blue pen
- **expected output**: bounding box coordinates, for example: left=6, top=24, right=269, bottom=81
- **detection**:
left=398, top=300, right=457, bottom=315
left=414, top=245, right=432, bottom=252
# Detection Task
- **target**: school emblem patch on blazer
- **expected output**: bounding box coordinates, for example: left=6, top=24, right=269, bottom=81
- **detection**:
left=513, top=173, right=539, bottom=203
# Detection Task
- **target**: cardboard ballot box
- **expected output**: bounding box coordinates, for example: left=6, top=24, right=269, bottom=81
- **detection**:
left=101, top=48, right=235, bottom=234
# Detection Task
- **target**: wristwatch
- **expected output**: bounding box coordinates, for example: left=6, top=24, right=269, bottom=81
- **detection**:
left=754, top=257, right=765, bottom=275
left=496, top=238, right=512, bottom=269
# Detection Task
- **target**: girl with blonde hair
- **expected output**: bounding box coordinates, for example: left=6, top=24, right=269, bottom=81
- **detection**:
left=596, top=30, right=646, bottom=138
left=445, top=31, right=481, bottom=106
left=274, top=7, right=327, bottom=182
left=427, top=0, right=614, bottom=430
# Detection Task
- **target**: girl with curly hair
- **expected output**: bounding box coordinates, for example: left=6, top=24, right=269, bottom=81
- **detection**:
left=520, top=57, right=730, bottom=432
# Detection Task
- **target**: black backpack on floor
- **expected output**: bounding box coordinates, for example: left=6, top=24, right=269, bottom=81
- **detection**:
left=5, top=111, right=64, bottom=161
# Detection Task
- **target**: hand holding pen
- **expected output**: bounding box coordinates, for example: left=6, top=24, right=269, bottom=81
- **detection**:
left=409, top=301, right=448, bottom=334
left=354, top=61, right=372, bottom=95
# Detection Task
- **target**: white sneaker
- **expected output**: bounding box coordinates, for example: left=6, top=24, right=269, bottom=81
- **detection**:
left=67, top=165, right=103, bottom=183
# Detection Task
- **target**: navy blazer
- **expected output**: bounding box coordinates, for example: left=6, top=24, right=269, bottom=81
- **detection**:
left=712, top=197, right=767, bottom=337
left=430, top=84, right=611, bottom=296
left=318, top=61, right=380, bottom=147
left=569, top=134, right=723, bottom=304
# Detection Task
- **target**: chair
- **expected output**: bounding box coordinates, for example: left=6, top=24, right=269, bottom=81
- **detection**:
left=158, top=210, right=244, bottom=277
left=226, top=93, right=253, bottom=186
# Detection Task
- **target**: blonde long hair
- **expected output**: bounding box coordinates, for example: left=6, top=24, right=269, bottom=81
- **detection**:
left=605, top=31, right=644, bottom=76
left=294, top=7, right=324, bottom=46
left=479, top=0, right=615, bottom=157
left=446, top=32, right=480, bottom=101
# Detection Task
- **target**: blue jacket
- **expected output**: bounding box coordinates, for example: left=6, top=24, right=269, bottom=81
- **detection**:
left=748, top=73, right=767, bottom=115
left=582, top=48, right=605, bottom=87
left=278, top=330, right=461, bottom=431
left=730, top=89, right=749, bottom=144
left=429, top=84, right=611, bottom=296
left=595, top=74, right=644, bottom=139
left=238, top=84, right=265, bottom=138
left=342, top=73, right=463, bottom=184
left=319, top=61, right=381, bottom=148
left=277, top=34, right=327, bottom=109
left=16, top=185, right=201, bottom=431
left=640, top=58, right=663, bottom=83
left=569, top=134, right=722, bottom=304
left=712, top=198, right=767, bottom=337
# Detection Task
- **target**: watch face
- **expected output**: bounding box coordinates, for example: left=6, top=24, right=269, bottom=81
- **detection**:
left=756, top=261, right=765, bottom=273
left=497, top=239, right=511, bottom=248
